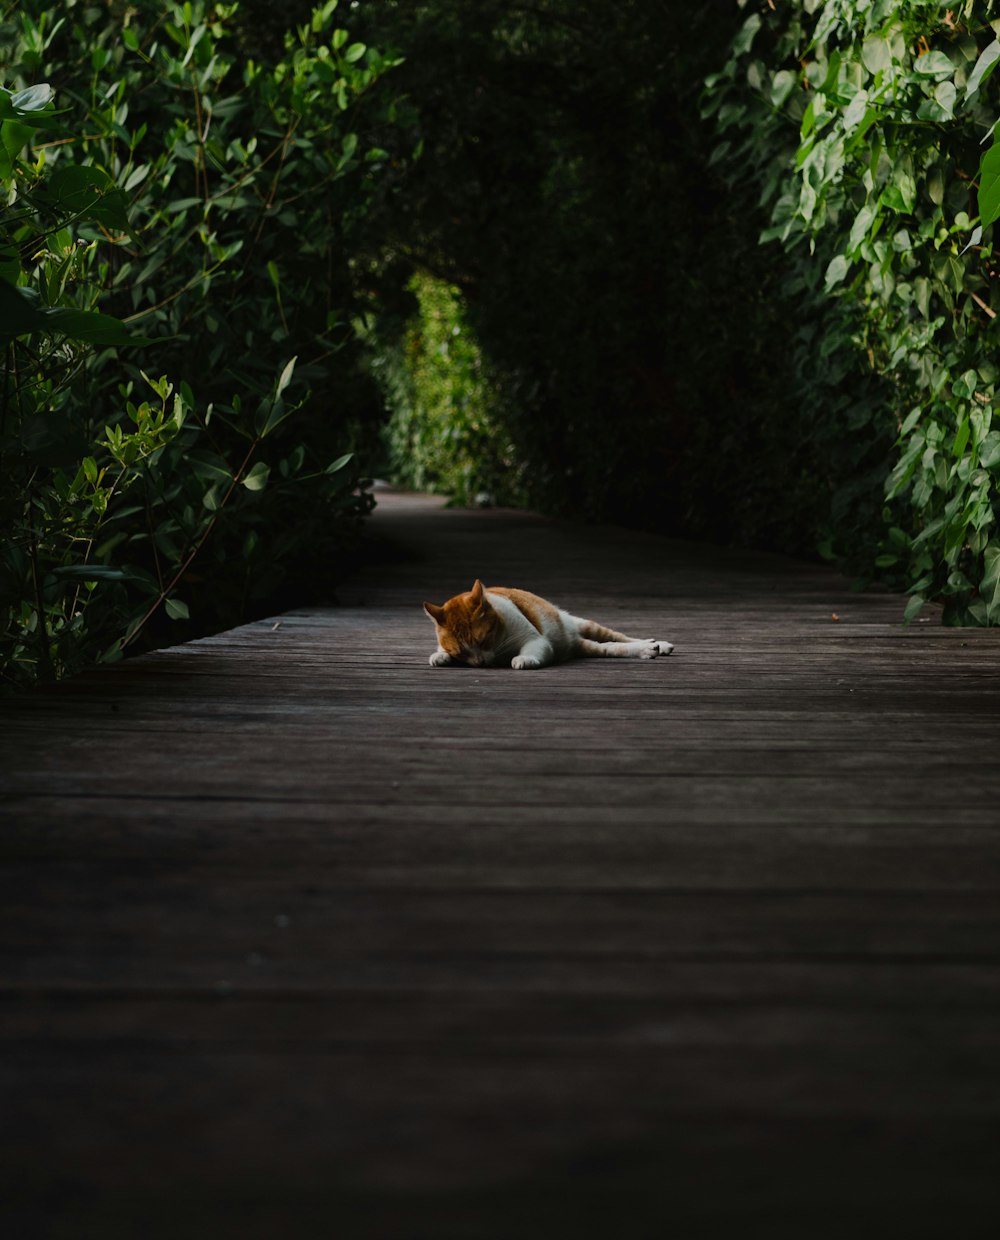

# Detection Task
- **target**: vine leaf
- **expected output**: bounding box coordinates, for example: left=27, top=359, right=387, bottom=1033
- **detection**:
left=981, top=545, right=1000, bottom=624
left=966, top=39, right=1000, bottom=101
left=977, top=140, right=1000, bottom=228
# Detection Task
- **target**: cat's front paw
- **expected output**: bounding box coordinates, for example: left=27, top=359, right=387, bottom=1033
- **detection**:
left=511, top=654, right=542, bottom=670
left=650, top=640, right=674, bottom=656
left=429, top=650, right=454, bottom=667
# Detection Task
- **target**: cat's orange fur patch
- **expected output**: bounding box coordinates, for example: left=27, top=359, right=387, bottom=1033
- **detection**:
left=424, top=580, right=498, bottom=658
left=487, top=586, right=561, bottom=634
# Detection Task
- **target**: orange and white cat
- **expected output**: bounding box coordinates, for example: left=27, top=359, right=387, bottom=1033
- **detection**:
left=424, top=580, right=673, bottom=670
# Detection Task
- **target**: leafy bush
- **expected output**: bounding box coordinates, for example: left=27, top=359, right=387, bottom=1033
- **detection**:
left=707, top=0, right=1000, bottom=623
left=365, top=271, right=527, bottom=506
left=1, top=0, right=410, bottom=687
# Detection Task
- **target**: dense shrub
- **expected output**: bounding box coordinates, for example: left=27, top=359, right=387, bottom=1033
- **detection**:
left=1, top=0, right=411, bottom=687
left=365, top=272, right=527, bottom=506
left=707, top=0, right=1000, bottom=623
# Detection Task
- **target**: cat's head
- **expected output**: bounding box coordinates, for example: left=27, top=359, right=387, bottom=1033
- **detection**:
left=423, top=579, right=499, bottom=667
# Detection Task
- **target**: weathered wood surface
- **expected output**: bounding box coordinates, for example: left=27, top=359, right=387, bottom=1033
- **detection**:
left=2, top=488, right=999, bottom=1239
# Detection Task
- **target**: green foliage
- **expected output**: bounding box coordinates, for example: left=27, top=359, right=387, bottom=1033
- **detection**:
left=707, top=0, right=1000, bottom=623
left=355, top=0, right=869, bottom=554
left=1, top=0, right=410, bottom=687
left=366, top=272, right=526, bottom=506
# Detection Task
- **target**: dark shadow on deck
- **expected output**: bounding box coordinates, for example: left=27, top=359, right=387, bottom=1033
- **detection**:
left=2, top=489, right=999, bottom=1238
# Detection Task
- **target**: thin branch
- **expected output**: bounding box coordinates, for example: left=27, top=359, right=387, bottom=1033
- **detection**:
left=120, top=435, right=260, bottom=651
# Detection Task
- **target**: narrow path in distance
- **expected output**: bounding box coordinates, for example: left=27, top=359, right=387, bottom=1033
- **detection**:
left=2, top=488, right=998, bottom=1239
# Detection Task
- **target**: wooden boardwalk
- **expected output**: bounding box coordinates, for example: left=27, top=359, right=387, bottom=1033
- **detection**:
left=2, top=488, right=999, bottom=1238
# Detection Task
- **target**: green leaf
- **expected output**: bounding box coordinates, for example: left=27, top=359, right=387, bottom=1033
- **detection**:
left=99, top=639, right=125, bottom=664
left=275, top=355, right=297, bottom=399
left=165, top=596, right=190, bottom=620
left=953, top=416, right=971, bottom=458
left=933, top=80, right=957, bottom=120
left=848, top=204, right=876, bottom=255
left=883, top=168, right=916, bottom=214
left=965, top=39, right=1000, bottom=100
left=325, top=451, right=353, bottom=474
left=0, top=282, right=47, bottom=337
left=899, top=407, right=923, bottom=438
left=824, top=254, right=849, bottom=290
left=259, top=402, right=295, bottom=438
left=343, top=42, right=367, bottom=63
left=0, top=283, right=147, bottom=347
left=980, top=430, right=1000, bottom=468
left=1, top=119, right=34, bottom=177
left=122, top=27, right=140, bottom=52
left=257, top=358, right=299, bottom=437
left=242, top=461, right=270, bottom=491
left=44, top=307, right=157, bottom=346
left=10, top=84, right=55, bottom=113
left=732, top=13, right=761, bottom=57
left=861, top=36, right=892, bottom=76
left=903, top=594, right=926, bottom=624
left=842, top=89, right=869, bottom=133
left=966, top=598, right=989, bottom=625
left=43, top=164, right=137, bottom=240
left=913, top=50, right=955, bottom=78
left=959, top=224, right=983, bottom=256
left=51, top=564, right=129, bottom=581
left=977, top=139, right=1000, bottom=228
left=981, top=544, right=1000, bottom=622
left=770, top=70, right=796, bottom=108
left=187, top=451, right=233, bottom=483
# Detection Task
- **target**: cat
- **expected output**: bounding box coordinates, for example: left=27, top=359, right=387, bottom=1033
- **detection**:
left=423, top=579, right=673, bottom=670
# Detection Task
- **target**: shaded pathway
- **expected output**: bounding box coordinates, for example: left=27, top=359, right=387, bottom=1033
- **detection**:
left=2, top=490, right=999, bottom=1238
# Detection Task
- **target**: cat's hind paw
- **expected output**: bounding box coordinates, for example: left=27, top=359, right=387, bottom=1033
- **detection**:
left=638, top=640, right=673, bottom=658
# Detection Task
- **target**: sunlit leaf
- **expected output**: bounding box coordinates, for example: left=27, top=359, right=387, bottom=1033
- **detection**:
left=9, top=83, right=55, bottom=113
left=275, top=356, right=296, bottom=399
left=242, top=461, right=270, bottom=491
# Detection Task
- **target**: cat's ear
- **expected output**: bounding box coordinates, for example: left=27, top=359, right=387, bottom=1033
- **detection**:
left=470, top=579, right=484, bottom=606
left=423, top=601, right=445, bottom=624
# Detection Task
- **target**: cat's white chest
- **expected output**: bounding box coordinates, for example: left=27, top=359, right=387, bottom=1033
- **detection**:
left=485, top=592, right=575, bottom=667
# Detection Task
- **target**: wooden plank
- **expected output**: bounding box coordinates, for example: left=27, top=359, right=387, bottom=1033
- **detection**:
left=2, top=486, right=999, bottom=1236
